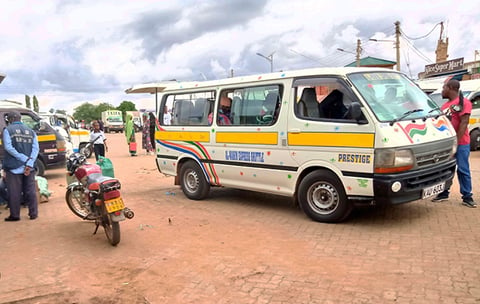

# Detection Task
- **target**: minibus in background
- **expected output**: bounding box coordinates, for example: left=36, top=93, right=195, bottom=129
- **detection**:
left=0, top=100, right=67, bottom=176
left=127, top=67, right=457, bottom=223
left=39, top=112, right=91, bottom=157
left=429, top=78, right=480, bottom=151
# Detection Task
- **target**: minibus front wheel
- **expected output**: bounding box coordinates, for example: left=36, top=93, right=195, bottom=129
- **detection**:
left=298, top=170, right=352, bottom=223
left=35, top=160, right=46, bottom=177
left=179, top=160, right=210, bottom=200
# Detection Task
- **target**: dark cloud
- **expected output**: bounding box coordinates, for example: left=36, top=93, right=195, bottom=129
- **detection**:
left=124, top=0, right=268, bottom=61
left=1, top=39, right=119, bottom=96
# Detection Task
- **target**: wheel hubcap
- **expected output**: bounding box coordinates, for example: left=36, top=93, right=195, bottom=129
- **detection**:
left=185, top=169, right=199, bottom=193
left=307, top=182, right=339, bottom=214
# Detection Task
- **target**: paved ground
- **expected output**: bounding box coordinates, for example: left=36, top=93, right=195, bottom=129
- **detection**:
left=0, top=132, right=479, bottom=304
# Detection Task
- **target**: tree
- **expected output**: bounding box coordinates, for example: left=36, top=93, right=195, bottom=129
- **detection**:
left=116, top=101, right=137, bottom=120
left=33, top=95, right=39, bottom=113
left=73, top=103, right=98, bottom=123
left=25, top=95, right=31, bottom=109
left=96, top=103, right=115, bottom=116
left=72, top=102, right=116, bottom=123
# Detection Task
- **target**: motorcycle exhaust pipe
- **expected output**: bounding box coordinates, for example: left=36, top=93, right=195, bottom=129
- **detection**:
left=124, top=207, right=135, bottom=219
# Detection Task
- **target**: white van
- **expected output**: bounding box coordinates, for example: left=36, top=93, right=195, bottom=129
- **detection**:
left=38, top=112, right=91, bottom=157
left=429, top=79, right=480, bottom=150
left=127, top=67, right=457, bottom=222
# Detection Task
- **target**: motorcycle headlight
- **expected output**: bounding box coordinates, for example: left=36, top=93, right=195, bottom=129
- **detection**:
left=374, top=148, right=414, bottom=173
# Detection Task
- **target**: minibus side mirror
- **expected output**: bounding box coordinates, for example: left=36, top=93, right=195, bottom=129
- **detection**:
left=347, top=102, right=368, bottom=124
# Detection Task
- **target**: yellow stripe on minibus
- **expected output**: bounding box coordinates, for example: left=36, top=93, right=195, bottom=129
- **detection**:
left=288, top=132, right=374, bottom=148
left=38, top=134, right=57, bottom=142
left=71, top=130, right=89, bottom=136
left=156, top=131, right=210, bottom=142
left=216, top=132, right=278, bottom=145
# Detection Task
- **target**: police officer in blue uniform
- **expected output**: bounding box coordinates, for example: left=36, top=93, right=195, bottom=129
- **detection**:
left=2, top=111, right=39, bottom=221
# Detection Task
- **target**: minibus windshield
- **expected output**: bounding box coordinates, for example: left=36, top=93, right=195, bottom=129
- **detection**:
left=348, top=72, right=442, bottom=123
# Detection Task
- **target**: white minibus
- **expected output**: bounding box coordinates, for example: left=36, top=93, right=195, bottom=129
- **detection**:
left=127, top=67, right=457, bottom=222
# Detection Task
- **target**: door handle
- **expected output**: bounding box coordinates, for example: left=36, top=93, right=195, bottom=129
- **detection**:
left=288, top=128, right=301, bottom=134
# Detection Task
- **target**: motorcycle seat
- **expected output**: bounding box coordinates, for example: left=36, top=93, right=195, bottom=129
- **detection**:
left=87, top=173, right=119, bottom=191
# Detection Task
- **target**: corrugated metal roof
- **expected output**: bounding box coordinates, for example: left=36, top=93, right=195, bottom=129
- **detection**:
left=346, top=56, right=396, bottom=67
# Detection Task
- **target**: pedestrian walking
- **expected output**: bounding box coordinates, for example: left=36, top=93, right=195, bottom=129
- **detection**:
left=142, top=112, right=153, bottom=155
left=2, top=111, right=40, bottom=221
left=432, top=79, right=476, bottom=207
left=149, top=112, right=157, bottom=151
left=90, top=120, right=108, bottom=161
left=125, top=113, right=137, bottom=156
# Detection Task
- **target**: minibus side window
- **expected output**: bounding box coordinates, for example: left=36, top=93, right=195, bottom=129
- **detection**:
left=167, top=91, right=216, bottom=126
left=226, top=84, right=282, bottom=126
left=295, top=78, right=359, bottom=121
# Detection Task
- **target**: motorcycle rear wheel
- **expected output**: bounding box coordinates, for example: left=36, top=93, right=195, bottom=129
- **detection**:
left=102, top=206, right=120, bottom=246
left=65, top=186, right=90, bottom=219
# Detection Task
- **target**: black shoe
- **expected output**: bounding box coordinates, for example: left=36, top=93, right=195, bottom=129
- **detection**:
left=432, top=193, right=449, bottom=202
left=462, top=197, right=477, bottom=208
left=29, top=215, right=38, bottom=220
left=5, top=216, right=20, bottom=222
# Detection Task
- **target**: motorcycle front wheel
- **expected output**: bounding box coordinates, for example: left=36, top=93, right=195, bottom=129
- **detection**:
left=65, top=185, right=91, bottom=219
left=102, top=206, right=120, bottom=246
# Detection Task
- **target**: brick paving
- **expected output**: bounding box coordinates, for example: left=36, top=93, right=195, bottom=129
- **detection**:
left=0, top=133, right=479, bottom=303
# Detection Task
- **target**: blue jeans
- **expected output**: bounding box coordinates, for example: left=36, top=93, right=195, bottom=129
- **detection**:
left=442, top=144, right=473, bottom=199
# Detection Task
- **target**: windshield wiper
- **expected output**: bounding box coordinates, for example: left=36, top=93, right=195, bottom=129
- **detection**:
left=389, top=108, right=424, bottom=126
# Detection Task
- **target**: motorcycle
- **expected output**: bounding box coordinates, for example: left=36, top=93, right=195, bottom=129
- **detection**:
left=65, top=153, right=134, bottom=246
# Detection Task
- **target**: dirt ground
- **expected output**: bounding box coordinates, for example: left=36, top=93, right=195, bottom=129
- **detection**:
left=0, top=132, right=480, bottom=304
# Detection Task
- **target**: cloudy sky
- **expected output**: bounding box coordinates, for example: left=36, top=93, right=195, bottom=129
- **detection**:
left=0, top=0, right=479, bottom=114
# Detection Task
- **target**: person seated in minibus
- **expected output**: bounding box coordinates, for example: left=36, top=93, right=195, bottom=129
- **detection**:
left=208, top=96, right=232, bottom=125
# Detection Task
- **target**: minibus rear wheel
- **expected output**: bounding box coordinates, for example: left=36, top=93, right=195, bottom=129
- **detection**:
left=298, top=170, right=352, bottom=223
left=180, top=160, right=210, bottom=200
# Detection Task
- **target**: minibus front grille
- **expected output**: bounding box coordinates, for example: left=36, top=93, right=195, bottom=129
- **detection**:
left=415, top=148, right=451, bottom=167
left=404, top=165, right=454, bottom=190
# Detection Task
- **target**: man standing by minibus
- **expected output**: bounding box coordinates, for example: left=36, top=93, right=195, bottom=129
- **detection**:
left=432, top=79, right=476, bottom=208
left=2, top=111, right=40, bottom=221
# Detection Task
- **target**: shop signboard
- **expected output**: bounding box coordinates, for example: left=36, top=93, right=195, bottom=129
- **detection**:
left=424, top=57, right=464, bottom=78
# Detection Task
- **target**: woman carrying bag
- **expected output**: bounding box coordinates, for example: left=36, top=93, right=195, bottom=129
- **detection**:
left=125, top=113, right=137, bottom=156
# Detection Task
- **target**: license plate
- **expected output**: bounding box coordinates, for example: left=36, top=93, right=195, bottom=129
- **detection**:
left=422, top=182, right=445, bottom=199
left=105, top=197, right=125, bottom=213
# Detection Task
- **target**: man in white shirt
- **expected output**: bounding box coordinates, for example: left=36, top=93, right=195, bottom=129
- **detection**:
left=163, top=106, right=172, bottom=125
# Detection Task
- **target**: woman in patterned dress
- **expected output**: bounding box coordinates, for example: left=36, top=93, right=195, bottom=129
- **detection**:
left=142, top=112, right=153, bottom=155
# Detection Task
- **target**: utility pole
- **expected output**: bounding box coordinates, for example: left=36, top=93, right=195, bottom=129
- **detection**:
left=356, top=39, right=362, bottom=67
left=395, top=21, right=401, bottom=71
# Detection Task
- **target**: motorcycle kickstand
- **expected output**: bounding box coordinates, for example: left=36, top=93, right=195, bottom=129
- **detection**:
left=93, top=222, right=101, bottom=235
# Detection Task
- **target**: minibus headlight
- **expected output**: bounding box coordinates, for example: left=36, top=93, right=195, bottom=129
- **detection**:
left=451, top=137, right=457, bottom=157
left=374, top=148, right=414, bottom=173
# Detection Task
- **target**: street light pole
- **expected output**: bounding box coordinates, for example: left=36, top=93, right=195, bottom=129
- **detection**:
left=256, top=52, right=275, bottom=72
left=369, top=21, right=401, bottom=71
left=369, top=38, right=400, bottom=71
left=395, top=21, right=401, bottom=72
left=337, top=47, right=361, bottom=66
